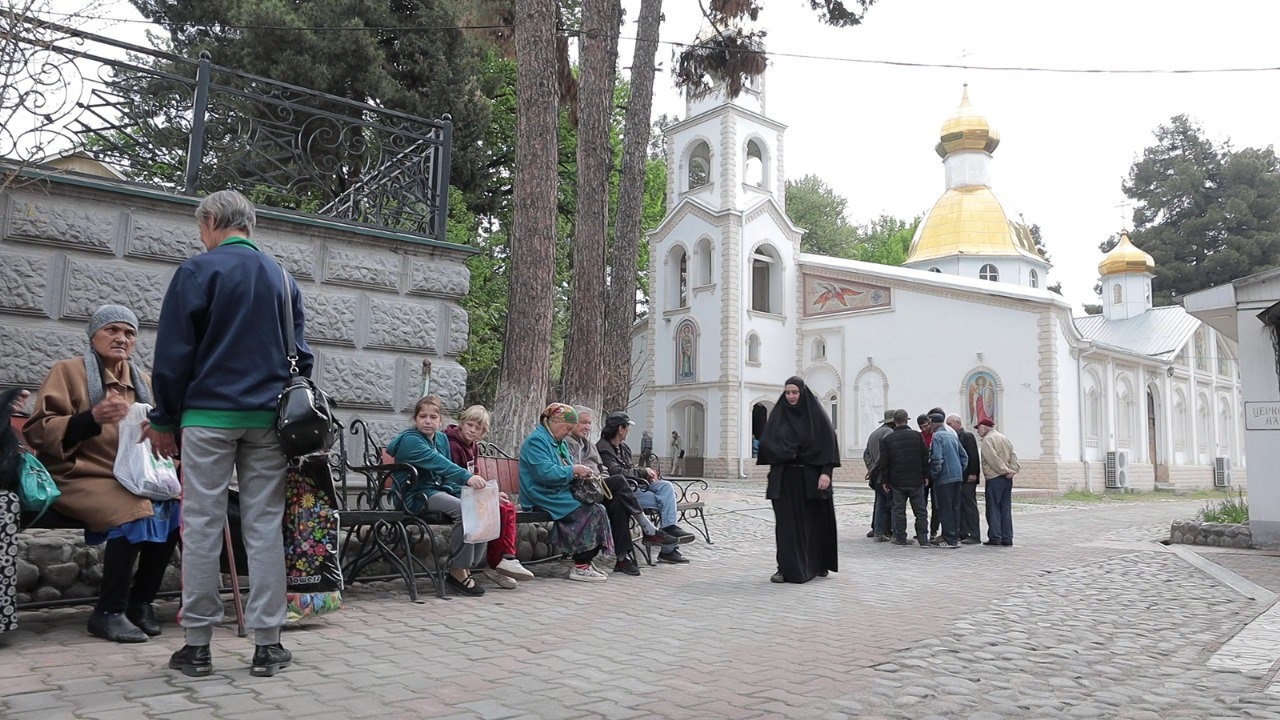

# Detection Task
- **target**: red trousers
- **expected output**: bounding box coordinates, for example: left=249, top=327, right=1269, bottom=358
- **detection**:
left=487, top=499, right=518, bottom=568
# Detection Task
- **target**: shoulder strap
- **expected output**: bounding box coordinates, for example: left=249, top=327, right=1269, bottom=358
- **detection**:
left=276, top=260, right=300, bottom=377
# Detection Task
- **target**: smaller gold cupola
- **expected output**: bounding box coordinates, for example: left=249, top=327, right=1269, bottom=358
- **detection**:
left=1098, top=233, right=1155, bottom=276
left=936, top=84, right=1000, bottom=159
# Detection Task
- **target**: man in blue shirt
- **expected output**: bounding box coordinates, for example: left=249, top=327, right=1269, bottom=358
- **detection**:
left=927, top=411, right=968, bottom=549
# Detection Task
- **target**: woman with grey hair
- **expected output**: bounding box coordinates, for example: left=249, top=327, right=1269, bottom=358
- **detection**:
left=25, top=305, right=180, bottom=643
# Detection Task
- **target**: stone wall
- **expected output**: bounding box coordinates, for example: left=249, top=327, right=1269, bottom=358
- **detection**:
left=1169, top=519, right=1253, bottom=548
left=1, top=172, right=474, bottom=435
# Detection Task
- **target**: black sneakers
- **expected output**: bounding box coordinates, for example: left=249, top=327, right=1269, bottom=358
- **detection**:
left=662, top=525, right=697, bottom=544
left=168, top=644, right=213, bottom=677
left=614, top=557, right=642, bottom=576
left=250, top=643, right=293, bottom=677
left=657, top=549, right=690, bottom=564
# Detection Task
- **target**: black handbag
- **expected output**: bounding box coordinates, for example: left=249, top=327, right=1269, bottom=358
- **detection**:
left=570, top=474, right=609, bottom=505
left=274, top=262, right=337, bottom=458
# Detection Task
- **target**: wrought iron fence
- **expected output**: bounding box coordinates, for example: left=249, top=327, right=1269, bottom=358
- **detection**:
left=0, top=11, right=452, bottom=242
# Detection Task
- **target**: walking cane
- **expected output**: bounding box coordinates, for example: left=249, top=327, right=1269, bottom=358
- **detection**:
left=223, top=519, right=247, bottom=638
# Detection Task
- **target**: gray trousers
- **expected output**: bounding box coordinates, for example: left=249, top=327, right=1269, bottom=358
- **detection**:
left=425, top=492, right=487, bottom=569
left=180, top=426, right=287, bottom=646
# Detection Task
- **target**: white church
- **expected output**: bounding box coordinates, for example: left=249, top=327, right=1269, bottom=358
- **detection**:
left=628, top=75, right=1246, bottom=491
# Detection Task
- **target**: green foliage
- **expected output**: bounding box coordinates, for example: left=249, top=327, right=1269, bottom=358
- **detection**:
left=854, top=214, right=918, bottom=265
left=1119, top=115, right=1280, bottom=303
left=787, top=174, right=859, bottom=257
left=1197, top=488, right=1249, bottom=524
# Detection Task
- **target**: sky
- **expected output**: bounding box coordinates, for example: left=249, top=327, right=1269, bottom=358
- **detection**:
left=36, top=0, right=1280, bottom=310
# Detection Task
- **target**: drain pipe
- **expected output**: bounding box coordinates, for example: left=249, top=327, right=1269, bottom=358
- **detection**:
left=738, top=372, right=748, bottom=479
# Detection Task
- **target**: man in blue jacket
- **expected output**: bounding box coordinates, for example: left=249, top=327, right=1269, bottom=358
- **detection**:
left=927, top=411, right=968, bottom=549
left=145, top=190, right=311, bottom=678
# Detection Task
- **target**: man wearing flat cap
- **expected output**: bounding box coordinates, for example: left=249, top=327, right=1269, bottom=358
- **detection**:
left=927, top=411, right=967, bottom=549
left=862, top=409, right=896, bottom=541
left=976, top=419, right=1019, bottom=546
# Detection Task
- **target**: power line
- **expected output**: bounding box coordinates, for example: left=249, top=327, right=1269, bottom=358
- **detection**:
left=24, top=9, right=1280, bottom=76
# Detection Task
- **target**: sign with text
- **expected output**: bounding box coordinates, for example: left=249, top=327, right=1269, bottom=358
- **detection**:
left=1245, top=401, right=1280, bottom=430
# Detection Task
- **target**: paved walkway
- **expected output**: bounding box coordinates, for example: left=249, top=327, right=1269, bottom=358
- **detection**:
left=3, top=486, right=1279, bottom=719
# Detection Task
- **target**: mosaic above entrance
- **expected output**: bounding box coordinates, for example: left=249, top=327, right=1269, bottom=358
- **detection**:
left=801, top=274, right=893, bottom=318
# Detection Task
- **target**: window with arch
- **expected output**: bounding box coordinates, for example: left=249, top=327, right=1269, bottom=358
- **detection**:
left=1116, top=379, right=1133, bottom=443
left=1085, top=386, right=1101, bottom=441
left=744, top=139, right=766, bottom=188
left=813, top=337, right=827, bottom=361
left=687, top=141, right=711, bottom=190
left=695, top=237, right=714, bottom=285
left=751, top=244, right=781, bottom=313
left=979, top=263, right=999, bottom=282
left=1216, top=397, right=1233, bottom=456
left=745, top=333, right=761, bottom=365
left=1194, top=328, right=1208, bottom=371
left=1196, top=393, right=1209, bottom=452
left=1173, top=390, right=1187, bottom=451
left=1216, top=337, right=1231, bottom=377
left=1112, top=284, right=1123, bottom=305
left=668, top=247, right=689, bottom=309
left=1028, top=269, right=1039, bottom=288
left=929, top=267, right=942, bottom=273
left=826, top=393, right=838, bottom=431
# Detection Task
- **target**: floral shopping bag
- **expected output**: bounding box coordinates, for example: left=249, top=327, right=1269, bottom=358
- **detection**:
left=283, top=456, right=343, bottom=621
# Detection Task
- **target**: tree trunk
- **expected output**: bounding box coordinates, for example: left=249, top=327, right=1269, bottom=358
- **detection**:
left=603, top=0, right=663, bottom=412
left=561, top=0, right=620, bottom=414
left=490, top=0, right=560, bottom=451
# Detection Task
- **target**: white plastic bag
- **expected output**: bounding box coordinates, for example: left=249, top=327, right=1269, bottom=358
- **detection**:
left=460, top=482, right=500, bottom=544
left=114, top=402, right=181, bottom=500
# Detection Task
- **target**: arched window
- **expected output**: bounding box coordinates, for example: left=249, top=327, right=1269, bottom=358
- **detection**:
left=668, top=246, right=688, bottom=309
left=687, top=141, right=711, bottom=190
left=979, top=263, right=999, bottom=282
left=813, top=337, right=826, bottom=361
left=826, top=393, right=839, bottom=430
left=751, top=245, right=781, bottom=313
left=695, top=237, right=714, bottom=286
left=1196, top=393, right=1209, bottom=452
left=1217, top=397, right=1233, bottom=457
left=745, top=333, right=761, bottom=364
left=1173, top=390, right=1187, bottom=451
left=1028, top=269, right=1039, bottom=288
left=1116, top=378, right=1133, bottom=443
left=929, top=267, right=942, bottom=273
left=1112, top=284, right=1123, bottom=305
left=744, top=139, right=766, bottom=188
left=1085, top=387, right=1100, bottom=441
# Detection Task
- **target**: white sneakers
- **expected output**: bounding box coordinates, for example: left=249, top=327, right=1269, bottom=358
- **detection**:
left=568, top=565, right=608, bottom=582
left=481, top=568, right=518, bottom=589
left=495, top=557, right=535, bottom=582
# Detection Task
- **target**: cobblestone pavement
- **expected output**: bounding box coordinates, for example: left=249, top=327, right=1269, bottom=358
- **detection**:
left=3, top=487, right=1279, bottom=719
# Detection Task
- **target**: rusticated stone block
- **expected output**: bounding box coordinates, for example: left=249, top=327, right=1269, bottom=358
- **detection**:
left=429, top=360, right=467, bottom=411
left=323, top=248, right=399, bottom=290
left=368, top=298, right=436, bottom=352
left=127, top=217, right=203, bottom=261
left=0, top=326, right=86, bottom=386
left=447, top=306, right=468, bottom=356
left=40, top=561, right=80, bottom=590
left=320, top=353, right=396, bottom=409
left=6, top=198, right=116, bottom=253
left=62, top=260, right=167, bottom=325
left=408, top=260, right=470, bottom=297
left=0, top=252, right=50, bottom=315
left=258, top=234, right=316, bottom=279
left=303, top=292, right=358, bottom=346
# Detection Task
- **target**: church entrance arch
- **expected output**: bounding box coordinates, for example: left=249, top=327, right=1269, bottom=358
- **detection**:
left=669, top=399, right=707, bottom=476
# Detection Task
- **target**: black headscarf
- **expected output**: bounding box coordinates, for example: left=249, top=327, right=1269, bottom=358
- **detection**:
left=756, top=376, right=840, bottom=469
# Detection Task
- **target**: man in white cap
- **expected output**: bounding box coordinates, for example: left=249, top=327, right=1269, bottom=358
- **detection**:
left=976, top=418, right=1019, bottom=547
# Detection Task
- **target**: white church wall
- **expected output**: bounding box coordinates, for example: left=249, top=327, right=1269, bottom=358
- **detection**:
left=1237, top=303, right=1278, bottom=547
left=1055, top=327, right=1082, bottom=463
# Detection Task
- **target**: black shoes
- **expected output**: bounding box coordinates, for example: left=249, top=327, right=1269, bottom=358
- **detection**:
left=126, top=603, right=162, bottom=637
left=88, top=610, right=148, bottom=643
left=657, top=549, right=690, bottom=564
left=445, top=573, right=487, bottom=596
left=250, top=643, right=293, bottom=677
left=770, top=571, right=785, bottom=583
left=1001, top=540, right=1014, bottom=547
left=865, top=530, right=875, bottom=538
left=890, top=537, right=912, bottom=546
left=983, top=540, right=1002, bottom=546
left=614, top=557, right=642, bottom=576
left=961, top=538, right=981, bottom=545
left=662, top=525, right=697, bottom=544
left=169, top=644, right=213, bottom=677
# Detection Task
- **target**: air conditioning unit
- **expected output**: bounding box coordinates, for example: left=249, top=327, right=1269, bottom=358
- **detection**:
left=1214, top=456, right=1233, bottom=488
left=1104, top=450, right=1130, bottom=489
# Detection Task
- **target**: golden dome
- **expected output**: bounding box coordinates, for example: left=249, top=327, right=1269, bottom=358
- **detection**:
left=935, top=85, right=1000, bottom=159
left=1098, top=233, right=1154, bottom=276
left=906, top=185, right=1043, bottom=264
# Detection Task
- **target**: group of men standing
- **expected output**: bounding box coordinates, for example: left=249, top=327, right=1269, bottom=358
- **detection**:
left=864, top=408, right=1020, bottom=549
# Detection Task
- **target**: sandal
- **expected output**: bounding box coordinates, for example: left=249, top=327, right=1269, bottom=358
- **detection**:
left=446, top=573, right=486, bottom=597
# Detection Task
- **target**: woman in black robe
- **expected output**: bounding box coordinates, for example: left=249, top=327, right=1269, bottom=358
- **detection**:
left=757, top=376, right=840, bottom=584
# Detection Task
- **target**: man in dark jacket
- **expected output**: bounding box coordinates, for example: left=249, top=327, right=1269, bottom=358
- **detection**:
left=874, top=409, right=930, bottom=546
left=947, top=413, right=983, bottom=543
left=145, top=190, right=309, bottom=678
left=597, top=412, right=694, bottom=565
left=862, top=409, right=895, bottom=541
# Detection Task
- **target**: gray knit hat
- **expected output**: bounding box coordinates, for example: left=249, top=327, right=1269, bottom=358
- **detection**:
left=87, top=304, right=139, bottom=337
